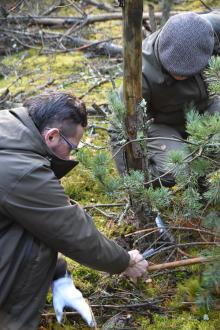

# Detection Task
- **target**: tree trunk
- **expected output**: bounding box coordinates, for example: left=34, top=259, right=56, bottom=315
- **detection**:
left=122, top=1, right=154, bottom=226
left=123, top=0, right=143, bottom=168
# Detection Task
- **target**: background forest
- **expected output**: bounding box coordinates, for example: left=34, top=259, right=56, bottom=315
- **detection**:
left=0, top=0, right=220, bottom=329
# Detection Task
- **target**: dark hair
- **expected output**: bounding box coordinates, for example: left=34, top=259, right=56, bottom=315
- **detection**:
left=24, top=91, right=87, bottom=136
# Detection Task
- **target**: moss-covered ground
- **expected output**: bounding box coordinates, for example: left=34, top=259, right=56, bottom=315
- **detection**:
left=1, top=0, right=220, bottom=329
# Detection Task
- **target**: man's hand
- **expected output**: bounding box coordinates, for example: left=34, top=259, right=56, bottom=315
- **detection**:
left=123, top=250, right=148, bottom=281
left=52, top=274, right=96, bottom=328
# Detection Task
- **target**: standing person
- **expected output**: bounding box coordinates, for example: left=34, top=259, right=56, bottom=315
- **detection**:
left=0, top=91, right=148, bottom=329
left=113, top=12, right=220, bottom=186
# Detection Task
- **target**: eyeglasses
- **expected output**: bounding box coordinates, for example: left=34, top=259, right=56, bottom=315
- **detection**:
left=45, top=127, right=79, bottom=154
left=59, top=131, right=79, bottom=154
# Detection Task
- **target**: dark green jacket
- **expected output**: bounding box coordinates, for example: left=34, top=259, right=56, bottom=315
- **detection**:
left=0, top=107, right=129, bottom=329
left=142, top=12, right=220, bottom=134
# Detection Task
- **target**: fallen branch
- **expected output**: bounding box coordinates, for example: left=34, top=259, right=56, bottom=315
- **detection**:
left=0, top=28, right=122, bottom=56
left=42, top=0, right=65, bottom=16
left=82, top=0, right=117, bottom=12
left=42, top=299, right=161, bottom=318
left=0, top=11, right=185, bottom=27
left=125, top=225, right=220, bottom=238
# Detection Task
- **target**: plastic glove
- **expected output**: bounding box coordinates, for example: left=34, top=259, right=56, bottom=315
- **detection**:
left=52, top=273, right=96, bottom=328
left=124, top=250, right=148, bottom=282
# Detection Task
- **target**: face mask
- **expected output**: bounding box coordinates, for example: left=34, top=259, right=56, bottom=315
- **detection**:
left=49, top=154, right=78, bottom=179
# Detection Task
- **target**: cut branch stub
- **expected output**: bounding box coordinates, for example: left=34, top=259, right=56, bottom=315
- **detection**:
left=148, top=256, right=216, bottom=272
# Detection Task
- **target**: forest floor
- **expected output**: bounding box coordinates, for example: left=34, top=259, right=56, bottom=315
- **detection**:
left=0, top=0, right=220, bottom=329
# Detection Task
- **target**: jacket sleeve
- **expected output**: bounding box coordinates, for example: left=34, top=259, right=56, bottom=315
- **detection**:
left=3, top=165, right=130, bottom=274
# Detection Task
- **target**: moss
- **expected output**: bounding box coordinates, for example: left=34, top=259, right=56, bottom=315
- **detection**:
left=87, top=20, right=122, bottom=43
left=171, top=276, right=201, bottom=306
left=66, top=259, right=101, bottom=295
left=137, top=312, right=218, bottom=330
left=174, top=0, right=220, bottom=11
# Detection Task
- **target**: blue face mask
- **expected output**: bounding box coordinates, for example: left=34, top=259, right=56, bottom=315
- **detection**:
left=49, top=154, right=78, bottom=179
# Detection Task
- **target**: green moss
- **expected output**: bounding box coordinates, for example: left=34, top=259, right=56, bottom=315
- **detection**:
left=174, top=0, right=220, bottom=11
left=66, top=258, right=101, bottom=295
left=136, top=311, right=220, bottom=330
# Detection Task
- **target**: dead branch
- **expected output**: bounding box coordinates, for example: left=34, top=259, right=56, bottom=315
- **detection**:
left=145, top=242, right=217, bottom=259
left=125, top=226, right=220, bottom=238
left=79, top=78, right=114, bottom=99
left=42, top=300, right=161, bottom=317
left=0, top=11, right=184, bottom=27
left=199, top=0, right=212, bottom=11
left=83, top=203, right=126, bottom=209
left=0, top=28, right=122, bottom=56
left=42, top=0, right=65, bottom=16
left=82, top=0, right=117, bottom=12
left=91, top=103, right=107, bottom=117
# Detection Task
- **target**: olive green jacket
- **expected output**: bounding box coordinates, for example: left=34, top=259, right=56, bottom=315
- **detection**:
left=0, top=107, right=129, bottom=329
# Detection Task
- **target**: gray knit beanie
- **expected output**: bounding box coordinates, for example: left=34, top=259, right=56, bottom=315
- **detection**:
left=158, top=12, right=214, bottom=77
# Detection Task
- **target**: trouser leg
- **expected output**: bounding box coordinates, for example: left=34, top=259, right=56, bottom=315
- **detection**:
left=110, top=123, right=185, bottom=187
left=147, top=124, right=185, bottom=186
left=0, top=245, right=57, bottom=330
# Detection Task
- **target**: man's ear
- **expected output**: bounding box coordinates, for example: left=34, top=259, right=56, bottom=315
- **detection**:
left=43, top=128, right=60, bottom=147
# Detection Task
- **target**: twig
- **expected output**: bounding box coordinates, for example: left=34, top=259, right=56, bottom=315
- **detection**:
left=42, top=0, right=64, bottom=16
left=199, top=0, right=212, bottom=11
left=125, top=225, right=220, bottom=238
left=88, top=124, right=109, bottom=131
left=91, top=103, right=107, bottom=117
left=66, top=0, right=86, bottom=16
left=111, top=135, right=195, bottom=160
left=84, top=202, right=126, bottom=209
left=42, top=300, right=161, bottom=317
left=83, top=0, right=116, bottom=12
left=145, top=242, right=218, bottom=259
left=79, top=78, right=113, bottom=99
left=92, top=206, right=116, bottom=218
left=80, top=140, right=105, bottom=150
left=117, top=201, right=130, bottom=225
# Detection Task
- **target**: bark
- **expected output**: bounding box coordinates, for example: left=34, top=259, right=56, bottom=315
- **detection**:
left=123, top=1, right=154, bottom=226
left=123, top=0, right=143, bottom=163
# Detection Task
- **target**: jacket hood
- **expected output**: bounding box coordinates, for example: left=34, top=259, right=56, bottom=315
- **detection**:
left=0, top=107, right=78, bottom=178
left=0, top=107, right=48, bottom=156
